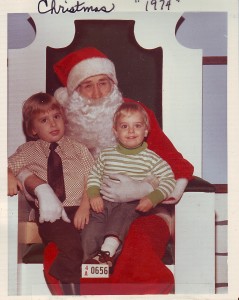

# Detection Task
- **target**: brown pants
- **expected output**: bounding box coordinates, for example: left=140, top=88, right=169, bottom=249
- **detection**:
left=36, top=206, right=83, bottom=283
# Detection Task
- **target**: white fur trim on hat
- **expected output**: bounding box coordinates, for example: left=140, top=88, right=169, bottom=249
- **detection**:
left=54, top=87, right=69, bottom=106
left=67, top=57, right=118, bottom=94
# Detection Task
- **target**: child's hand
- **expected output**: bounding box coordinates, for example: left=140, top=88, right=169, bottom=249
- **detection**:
left=8, top=169, right=23, bottom=196
left=74, top=205, right=90, bottom=230
left=90, top=196, right=104, bottom=213
left=73, top=189, right=90, bottom=229
left=136, top=197, right=153, bottom=213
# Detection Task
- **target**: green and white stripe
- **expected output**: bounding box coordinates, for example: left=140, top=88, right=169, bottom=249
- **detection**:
left=87, top=142, right=176, bottom=206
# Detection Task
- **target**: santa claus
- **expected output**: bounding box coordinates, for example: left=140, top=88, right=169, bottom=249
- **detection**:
left=53, top=47, right=193, bottom=202
left=18, top=47, right=194, bottom=295
left=53, top=48, right=123, bottom=159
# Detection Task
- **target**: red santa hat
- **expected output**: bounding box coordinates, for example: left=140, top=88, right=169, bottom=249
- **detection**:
left=53, top=47, right=118, bottom=94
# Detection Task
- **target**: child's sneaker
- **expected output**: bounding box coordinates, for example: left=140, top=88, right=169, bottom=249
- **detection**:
left=86, top=250, right=114, bottom=268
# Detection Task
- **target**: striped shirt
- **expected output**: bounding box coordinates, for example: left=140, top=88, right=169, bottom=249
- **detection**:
left=8, top=136, right=94, bottom=207
left=87, top=142, right=176, bottom=206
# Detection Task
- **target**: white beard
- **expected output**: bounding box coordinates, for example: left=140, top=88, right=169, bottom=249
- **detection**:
left=61, top=85, right=123, bottom=158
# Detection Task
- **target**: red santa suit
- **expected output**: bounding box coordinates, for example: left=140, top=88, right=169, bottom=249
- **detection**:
left=123, top=98, right=193, bottom=180
left=43, top=47, right=194, bottom=295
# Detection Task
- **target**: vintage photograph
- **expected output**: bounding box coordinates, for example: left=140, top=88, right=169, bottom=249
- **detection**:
left=1, top=1, right=238, bottom=299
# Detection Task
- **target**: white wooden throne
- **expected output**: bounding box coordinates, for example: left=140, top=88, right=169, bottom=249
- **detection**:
left=8, top=13, right=215, bottom=295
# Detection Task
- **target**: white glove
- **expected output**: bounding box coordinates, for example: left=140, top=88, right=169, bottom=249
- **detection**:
left=35, top=184, right=71, bottom=224
left=100, top=173, right=153, bottom=202
left=162, top=178, right=188, bottom=204
left=17, top=169, right=35, bottom=201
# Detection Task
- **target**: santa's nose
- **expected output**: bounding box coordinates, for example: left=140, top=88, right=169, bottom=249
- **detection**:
left=92, top=85, right=102, bottom=99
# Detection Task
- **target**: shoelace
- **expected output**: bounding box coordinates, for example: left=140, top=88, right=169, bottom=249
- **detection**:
left=98, top=251, right=113, bottom=266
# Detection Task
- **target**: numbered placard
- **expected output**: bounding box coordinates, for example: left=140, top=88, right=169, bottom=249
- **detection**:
left=82, top=264, right=109, bottom=278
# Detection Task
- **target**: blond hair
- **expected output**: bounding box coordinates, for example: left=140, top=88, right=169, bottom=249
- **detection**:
left=113, top=102, right=150, bottom=130
left=22, top=92, right=65, bottom=139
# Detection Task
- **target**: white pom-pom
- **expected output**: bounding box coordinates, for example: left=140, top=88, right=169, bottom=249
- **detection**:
left=54, top=87, right=69, bottom=107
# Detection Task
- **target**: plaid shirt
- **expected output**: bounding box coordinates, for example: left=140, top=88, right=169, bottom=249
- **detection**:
left=8, top=136, right=94, bottom=207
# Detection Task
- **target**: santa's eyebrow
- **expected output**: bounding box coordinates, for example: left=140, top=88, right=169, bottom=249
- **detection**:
left=80, top=80, right=92, bottom=85
left=98, top=77, right=110, bottom=81
left=81, top=76, right=110, bottom=85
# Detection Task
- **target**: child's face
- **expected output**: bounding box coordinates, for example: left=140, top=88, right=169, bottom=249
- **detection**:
left=113, top=111, right=148, bottom=149
left=31, top=109, right=65, bottom=143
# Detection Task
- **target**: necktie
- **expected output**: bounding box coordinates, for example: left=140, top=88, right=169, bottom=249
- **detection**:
left=47, top=142, right=66, bottom=202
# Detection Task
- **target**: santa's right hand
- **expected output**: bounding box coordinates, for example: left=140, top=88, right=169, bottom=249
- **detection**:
left=100, top=173, right=153, bottom=202
left=34, top=184, right=70, bottom=223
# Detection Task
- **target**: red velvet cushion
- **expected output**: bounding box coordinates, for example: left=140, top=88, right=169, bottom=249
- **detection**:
left=43, top=215, right=174, bottom=295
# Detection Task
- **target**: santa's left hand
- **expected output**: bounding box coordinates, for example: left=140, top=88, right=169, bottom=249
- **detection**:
left=100, top=173, right=153, bottom=202
left=162, top=178, right=188, bottom=204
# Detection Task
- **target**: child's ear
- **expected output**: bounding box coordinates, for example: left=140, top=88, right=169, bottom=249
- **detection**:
left=32, top=128, right=37, bottom=136
left=113, top=127, right=118, bottom=137
left=31, top=127, right=39, bottom=138
left=144, top=129, right=148, bottom=137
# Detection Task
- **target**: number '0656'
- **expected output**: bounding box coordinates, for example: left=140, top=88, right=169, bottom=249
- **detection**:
left=91, top=266, right=108, bottom=274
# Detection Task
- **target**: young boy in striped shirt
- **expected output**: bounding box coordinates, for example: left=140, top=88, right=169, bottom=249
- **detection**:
left=82, top=102, right=176, bottom=269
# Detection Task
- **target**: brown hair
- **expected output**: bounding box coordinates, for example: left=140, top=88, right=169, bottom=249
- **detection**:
left=113, top=102, right=150, bottom=130
left=22, top=92, right=65, bottom=139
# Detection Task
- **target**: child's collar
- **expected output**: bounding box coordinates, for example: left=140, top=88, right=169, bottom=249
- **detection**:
left=116, top=142, right=147, bottom=155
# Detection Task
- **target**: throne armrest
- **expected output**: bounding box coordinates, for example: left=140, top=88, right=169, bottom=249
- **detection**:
left=185, top=176, right=216, bottom=193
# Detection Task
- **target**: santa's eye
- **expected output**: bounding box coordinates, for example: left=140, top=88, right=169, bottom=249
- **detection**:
left=84, top=84, right=93, bottom=90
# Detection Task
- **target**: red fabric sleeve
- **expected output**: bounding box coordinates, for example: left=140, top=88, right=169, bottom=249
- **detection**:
left=123, top=98, right=194, bottom=180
